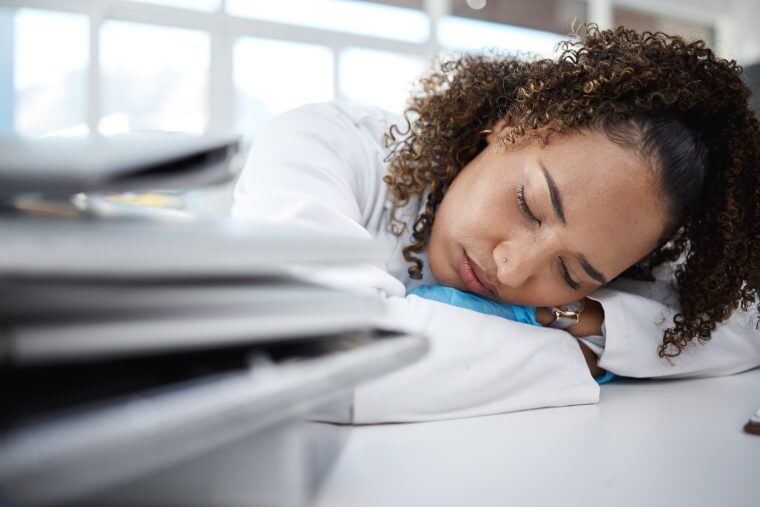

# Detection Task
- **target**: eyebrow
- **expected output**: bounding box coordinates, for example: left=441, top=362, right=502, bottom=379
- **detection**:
left=539, top=160, right=609, bottom=285
left=578, top=254, right=609, bottom=285
left=539, top=161, right=566, bottom=225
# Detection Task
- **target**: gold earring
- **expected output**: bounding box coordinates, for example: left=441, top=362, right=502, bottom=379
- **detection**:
left=479, top=129, right=493, bottom=135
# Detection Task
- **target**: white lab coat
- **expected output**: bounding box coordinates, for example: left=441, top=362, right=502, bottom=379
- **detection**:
left=231, top=100, right=760, bottom=424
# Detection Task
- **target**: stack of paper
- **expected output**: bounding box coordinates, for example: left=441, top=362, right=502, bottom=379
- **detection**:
left=0, top=132, right=242, bottom=198
left=0, top=133, right=390, bottom=366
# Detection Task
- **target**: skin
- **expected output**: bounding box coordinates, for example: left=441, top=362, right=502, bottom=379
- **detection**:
left=427, top=118, right=671, bottom=373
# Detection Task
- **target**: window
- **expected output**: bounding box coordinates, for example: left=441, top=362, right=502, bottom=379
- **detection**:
left=123, top=0, right=222, bottom=10
left=234, top=37, right=334, bottom=138
left=450, top=0, right=586, bottom=36
left=0, top=0, right=725, bottom=142
left=339, top=47, right=427, bottom=113
left=100, top=20, right=209, bottom=135
left=438, top=16, right=565, bottom=58
left=227, top=0, right=429, bottom=43
left=441, top=0, right=585, bottom=59
left=613, top=7, right=714, bottom=47
left=7, top=8, right=89, bottom=137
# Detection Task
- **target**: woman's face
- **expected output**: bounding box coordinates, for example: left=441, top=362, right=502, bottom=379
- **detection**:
left=427, top=119, right=670, bottom=307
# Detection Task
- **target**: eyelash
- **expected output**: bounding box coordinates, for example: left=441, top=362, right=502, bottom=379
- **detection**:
left=559, top=259, right=581, bottom=291
left=516, top=183, right=581, bottom=291
left=516, top=184, right=540, bottom=225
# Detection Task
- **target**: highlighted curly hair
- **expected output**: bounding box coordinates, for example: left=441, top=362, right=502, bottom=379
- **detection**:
left=382, top=23, right=759, bottom=359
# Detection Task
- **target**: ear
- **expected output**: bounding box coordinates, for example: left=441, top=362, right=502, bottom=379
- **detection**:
left=485, top=117, right=519, bottom=145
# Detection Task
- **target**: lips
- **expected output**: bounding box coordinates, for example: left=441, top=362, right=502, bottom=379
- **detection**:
left=469, top=256, right=498, bottom=294
left=459, top=251, right=496, bottom=298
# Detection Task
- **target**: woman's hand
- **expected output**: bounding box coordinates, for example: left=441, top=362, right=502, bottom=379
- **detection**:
left=536, top=299, right=606, bottom=378
left=535, top=306, right=557, bottom=327
left=536, top=297, right=605, bottom=338
left=566, top=298, right=605, bottom=337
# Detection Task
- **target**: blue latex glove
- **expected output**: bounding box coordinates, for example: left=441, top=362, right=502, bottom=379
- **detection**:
left=406, top=284, right=540, bottom=327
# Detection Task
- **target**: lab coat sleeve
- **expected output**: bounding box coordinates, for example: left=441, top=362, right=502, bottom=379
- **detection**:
left=231, top=103, right=600, bottom=424
left=588, top=274, right=760, bottom=379
left=354, top=296, right=599, bottom=423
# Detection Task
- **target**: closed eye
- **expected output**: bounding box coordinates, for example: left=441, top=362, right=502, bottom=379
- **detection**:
left=559, top=258, right=581, bottom=291
left=516, top=183, right=540, bottom=225
left=517, top=182, right=581, bottom=291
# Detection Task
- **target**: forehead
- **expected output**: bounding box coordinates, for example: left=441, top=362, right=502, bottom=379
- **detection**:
left=537, top=129, right=655, bottom=195
left=522, top=129, right=668, bottom=275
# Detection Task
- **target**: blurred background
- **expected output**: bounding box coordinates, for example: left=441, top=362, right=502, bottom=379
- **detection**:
left=1, top=0, right=758, bottom=212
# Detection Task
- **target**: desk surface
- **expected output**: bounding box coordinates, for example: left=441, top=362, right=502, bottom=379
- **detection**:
left=313, top=368, right=760, bottom=507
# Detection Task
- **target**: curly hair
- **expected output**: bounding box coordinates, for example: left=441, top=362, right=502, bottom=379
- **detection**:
left=382, top=23, right=759, bottom=359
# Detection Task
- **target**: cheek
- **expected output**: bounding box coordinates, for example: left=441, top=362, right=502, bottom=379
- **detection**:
left=427, top=218, right=461, bottom=286
left=453, top=173, right=508, bottom=226
left=430, top=181, right=471, bottom=237
left=426, top=183, right=476, bottom=283
left=426, top=161, right=517, bottom=274
left=469, top=183, right=516, bottom=237
left=427, top=218, right=448, bottom=276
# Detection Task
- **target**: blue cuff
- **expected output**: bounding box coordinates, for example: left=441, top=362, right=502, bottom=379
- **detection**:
left=407, top=284, right=540, bottom=327
left=594, top=370, right=617, bottom=384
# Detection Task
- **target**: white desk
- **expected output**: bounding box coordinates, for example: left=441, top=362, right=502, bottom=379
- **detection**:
left=313, top=367, right=760, bottom=507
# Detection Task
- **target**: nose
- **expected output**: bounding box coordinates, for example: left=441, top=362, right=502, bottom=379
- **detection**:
left=492, top=238, right=549, bottom=288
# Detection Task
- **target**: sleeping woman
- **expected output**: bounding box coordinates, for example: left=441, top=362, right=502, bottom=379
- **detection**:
left=231, top=24, right=760, bottom=423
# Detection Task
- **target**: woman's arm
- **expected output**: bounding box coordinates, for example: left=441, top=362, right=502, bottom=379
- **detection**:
left=539, top=285, right=759, bottom=380
left=588, top=280, right=760, bottom=379
left=584, top=277, right=759, bottom=379
left=536, top=300, right=606, bottom=377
